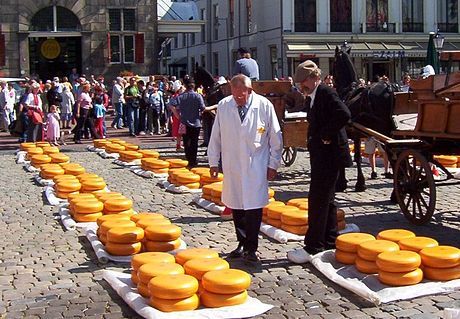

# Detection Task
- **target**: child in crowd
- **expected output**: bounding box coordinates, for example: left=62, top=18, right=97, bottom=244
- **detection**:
left=60, top=85, right=74, bottom=129
left=93, top=96, right=106, bottom=139
left=46, top=105, right=61, bottom=145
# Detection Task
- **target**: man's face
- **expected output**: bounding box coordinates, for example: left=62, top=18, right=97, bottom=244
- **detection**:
left=297, top=76, right=320, bottom=96
left=231, top=83, right=252, bottom=106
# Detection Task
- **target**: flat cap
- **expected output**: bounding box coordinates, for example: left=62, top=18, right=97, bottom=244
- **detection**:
left=293, top=60, right=319, bottom=83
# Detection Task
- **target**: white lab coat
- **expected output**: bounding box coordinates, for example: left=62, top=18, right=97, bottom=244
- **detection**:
left=208, top=93, right=283, bottom=210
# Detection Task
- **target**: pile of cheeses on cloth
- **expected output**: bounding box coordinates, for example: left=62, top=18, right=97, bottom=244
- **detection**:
left=130, top=249, right=252, bottom=312
left=335, top=229, right=460, bottom=285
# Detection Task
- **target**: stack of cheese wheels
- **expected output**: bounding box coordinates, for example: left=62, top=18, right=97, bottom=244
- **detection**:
left=124, top=143, right=139, bottom=151
left=201, top=182, right=222, bottom=202
left=36, top=142, right=51, bottom=148
left=280, top=207, right=308, bottom=235
left=113, top=140, right=128, bottom=146
left=141, top=158, right=170, bottom=174
left=107, top=138, right=123, bottom=144
left=175, top=248, right=220, bottom=266
left=166, top=158, right=189, bottom=169
left=199, top=171, right=224, bottom=188
left=30, top=154, right=52, bottom=168
left=356, top=240, right=400, bottom=274
left=149, top=274, right=200, bottom=312
left=433, top=155, right=458, bottom=168
left=131, top=252, right=176, bottom=286
left=377, top=229, right=416, bottom=243
left=79, top=176, right=107, bottom=193
left=103, top=197, right=134, bottom=215
left=62, top=163, right=86, bottom=176
left=93, top=139, right=110, bottom=149
left=49, top=153, right=70, bottom=164
left=174, top=172, right=201, bottom=189
left=267, top=205, right=299, bottom=229
left=118, top=150, right=143, bottom=163
left=42, top=146, right=60, bottom=155
left=167, top=167, right=189, bottom=184
left=53, top=174, right=78, bottom=185
left=26, top=147, right=43, bottom=160
left=94, top=191, right=125, bottom=203
left=105, top=225, right=144, bottom=256
left=262, top=201, right=285, bottom=224
left=287, top=198, right=308, bottom=210
left=20, top=142, right=36, bottom=152
left=200, top=269, right=251, bottom=308
left=335, top=233, right=376, bottom=264
left=144, top=224, right=182, bottom=252
left=40, top=164, right=65, bottom=180
left=137, top=262, right=184, bottom=298
left=336, top=209, right=346, bottom=231
left=376, top=250, right=422, bottom=286
left=71, top=196, right=104, bottom=222
left=54, top=178, right=82, bottom=199
left=184, top=257, right=230, bottom=283
left=138, top=149, right=160, bottom=159
left=210, top=183, right=224, bottom=206
left=105, top=143, right=126, bottom=154
left=67, top=193, right=96, bottom=211
left=191, top=167, right=211, bottom=176
left=398, top=236, right=439, bottom=252
left=419, top=246, right=460, bottom=281
left=97, top=219, right=136, bottom=245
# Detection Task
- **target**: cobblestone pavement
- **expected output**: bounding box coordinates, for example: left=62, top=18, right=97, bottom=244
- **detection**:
left=1, top=134, right=460, bottom=319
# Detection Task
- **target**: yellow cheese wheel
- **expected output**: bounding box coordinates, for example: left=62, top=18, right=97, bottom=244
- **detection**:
left=202, top=269, right=251, bottom=294
left=98, top=233, right=107, bottom=244
left=376, top=229, right=416, bottom=242
left=190, top=167, right=210, bottom=175
left=168, top=167, right=189, bottom=177
left=355, top=256, right=379, bottom=274
left=99, top=220, right=136, bottom=235
left=67, top=193, right=95, bottom=202
left=335, top=249, right=357, bottom=265
left=31, top=154, right=52, bottom=164
left=96, top=213, right=131, bottom=226
left=176, top=173, right=201, bottom=184
left=36, top=142, right=51, bottom=148
left=281, top=224, right=308, bottom=235
left=73, top=212, right=103, bottom=222
left=149, top=294, right=199, bottom=312
left=286, top=198, right=308, bottom=210
left=378, top=268, right=423, bottom=286
left=131, top=252, right=176, bottom=271
left=130, top=212, right=165, bottom=223
left=49, top=153, right=70, bottom=163
left=105, top=242, right=142, bottom=256
left=267, top=218, right=282, bottom=228
left=137, top=282, right=150, bottom=297
left=27, top=148, right=43, bottom=158
left=200, top=289, right=248, bottom=308
left=280, top=209, right=308, bottom=226
left=80, top=180, right=107, bottom=192
left=107, top=138, right=123, bottom=142
left=104, top=198, right=133, bottom=212
left=357, top=240, right=400, bottom=261
left=210, top=184, right=223, bottom=198
left=202, top=182, right=222, bottom=195
left=63, top=165, right=86, bottom=176
left=144, top=224, right=181, bottom=241
left=165, top=158, right=188, bottom=168
left=267, top=205, right=299, bottom=220
left=124, top=144, right=139, bottom=151
left=20, top=142, right=36, bottom=151
left=103, top=208, right=135, bottom=216
left=131, top=270, right=139, bottom=285
left=53, top=175, right=78, bottom=183
left=138, top=262, right=185, bottom=284
left=94, top=191, right=122, bottom=199
left=263, top=201, right=285, bottom=215
left=200, top=171, right=224, bottom=184
left=136, top=218, right=171, bottom=229
left=434, top=155, right=458, bottom=165
left=42, top=146, right=60, bottom=154
left=98, top=194, right=127, bottom=203
left=202, top=194, right=213, bottom=201
left=144, top=239, right=182, bottom=252
left=184, top=257, right=230, bottom=280
left=148, top=274, right=198, bottom=299
left=422, top=264, right=460, bottom=281
left=175, top=248, right=219, bottom=265
left=107, top=226, right=144, bottom=244
left=139, top=150, right=160, bottom=158
left=41, top=168, right=65, bottom=179
left=55, top=190, right=79, bottom=199
left=73, top=200, right=104, bottom=214
left=335, top=233, right=376, bottom=253
left=77, top=173, right=100, bottom=181
left=419, top=246, right=460, bottom=268
left=376, top=250, right=421, bottom=272
left=55, top=180, right=82, bottom=193
left=180, top=182, right=200, bottom=189
left=142, top=158, right=170, bottom=169
left=398, top=236, right=439, bottom=252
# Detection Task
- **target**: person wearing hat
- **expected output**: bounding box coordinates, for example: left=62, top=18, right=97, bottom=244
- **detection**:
left=287, top=60, right=352, bottom=264
left=233, top=48, right=260, bottom=81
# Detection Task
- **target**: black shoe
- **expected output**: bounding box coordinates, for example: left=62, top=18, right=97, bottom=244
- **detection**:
left=370, top=171, right=377, bottom=179
left=383, top=172, right=393, bottom=179
left=227, top=246, right=245, bottom=259
left=243, top=251, right=260, bottom=263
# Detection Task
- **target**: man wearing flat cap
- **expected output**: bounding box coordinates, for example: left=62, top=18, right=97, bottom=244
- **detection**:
left=233, top=48, right=260, bottom=81
left=287, top=60, right=352, bottom=264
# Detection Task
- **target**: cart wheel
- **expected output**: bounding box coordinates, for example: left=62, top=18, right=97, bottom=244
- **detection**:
left=282, top=147, right=297, bottom=166
left=394, top=149, right=436, bottom=225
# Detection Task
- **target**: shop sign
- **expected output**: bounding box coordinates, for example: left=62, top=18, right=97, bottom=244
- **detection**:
left=40, top=39, right=61, bottom=60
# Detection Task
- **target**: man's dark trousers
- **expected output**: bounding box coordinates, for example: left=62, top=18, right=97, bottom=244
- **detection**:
left=232, top=208, right=263, bottom=253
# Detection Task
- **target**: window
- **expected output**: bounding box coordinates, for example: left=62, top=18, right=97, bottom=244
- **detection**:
left=213, top=4, right=219, bottom=41
left=229, top=0, right=235, bottom=37
left=201, top=9, right=206, bottom=43
left=110, top=35, right=121, bottom=63
left=366, top=0, right=389, bottom=32
left=438, top=0, right=458, bottom=33
left=213, top=52, right=219, bottom=76
left=110, top=35, right=135, bottom=63
left=31, top=5, right=81, bottom=32
left=246, top=0, right=252, bottom=33
left=330, top=0, right=352, bottom=32
left=402, top=0, right=424, bottom=32
left=270, top=46, right=278, bottom=79
left=294, top=0, right=316, bottom=32
left=124, top=35, right=134, bottom=63
left=250, top=48, right=257, bottom=60
left=108, top=8, right=141, bottom=64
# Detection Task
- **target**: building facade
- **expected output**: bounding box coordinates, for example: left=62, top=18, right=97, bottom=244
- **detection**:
left=165, top=0, right=460, bottom=82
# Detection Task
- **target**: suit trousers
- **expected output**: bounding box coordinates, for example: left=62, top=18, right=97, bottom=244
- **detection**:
left=304, top=154, right=340, bottom=254
left=232, top=208, right=263, bottom=253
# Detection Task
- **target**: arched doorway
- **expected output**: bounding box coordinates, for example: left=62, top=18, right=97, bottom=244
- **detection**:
left=29, top=6, right=82, bottom=80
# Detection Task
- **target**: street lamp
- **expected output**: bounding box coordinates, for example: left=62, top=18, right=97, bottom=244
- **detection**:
left=434, top=30, right=445, bottom=51
left=341, top=40, right=351, bottom=53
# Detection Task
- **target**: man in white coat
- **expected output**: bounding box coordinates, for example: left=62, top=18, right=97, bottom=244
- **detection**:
left=208, top=74, right=283, bottom=262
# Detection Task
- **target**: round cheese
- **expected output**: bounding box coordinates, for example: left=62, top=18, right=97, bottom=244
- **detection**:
left=148, top=294, right=199, bottom=312
left=398, top=236, right=439, bottom=252
left=53, top=175, right=78, bottom=183
left=280, top=224, right=308, bottom=235
left=99, top=220, right=136, bottom=236
left=63, top=165, right=86, bottom=176
left=42, top=146, right=60, bottom=154
left=423, top=264, right=460, bottom=281
left=131, top=252, right=176, bottom=271
left=49, top=153, right=70, bottom=163
left=104, top=198, right=133, bottom=212
left=335, top=249, right=357, bottom=265
left=96, top=214, right=131, bottom=226
left=105, top=242, right=142, bottom=256
left=139, top=150, right=160, bottom=158
left=141, top=158, right=170, bottom=169
left=175, top=248, right=219, bottom=265
left=137, top=282, right=150, bottom=297
left=73, top=212, right=103, bottom=222
left=377, top=229, right=416, bottom=242
left=144, top=239, right=182, bottom=252
left=144, top=224, right=181, bottom=241
left=376, top=250, right=421, bottom=272
left=67, top=193, right=95, bottom=202
left=73, top=200, right=104, bottom=214
left=165, top=158, right=188, bottom=168
left=378, top=268, right=423, bottom=286
left=136, top=218, right=171, bottom=229
left=184, top=257, right=230, bottom=280
left=130, top=212, right=165, bottom=223
left=148, top=274, right=198, bottom=299
left=55, top=180, right=82, bottom=193
left=176, top=173, right=200, bottom=184
left=55, top=190, right=79, bottom=199
left=106, top=226, right=144, bottom=244
left=286, top=198, right=308, bottom=210
left=267, top=218, right=282, bottom=228
left=131, top=270, right=139, bottom=285
left=263, top=201, right=285, bottom=216
left=200, top=290, right=248, bottom=308
left=280, top=210, right=308, bottom=226
left=102, top=208, right=135, bottom=216
left=138, top=262, right=184, bottom=284
left=152, top=168, right=169, bottom=174
left=357, top=240, right=400, bottom=261
left=202, top=269, right=251, bottom=294
left=355, top=256, right=379, bottom=274
left=267, top=205, right=299, bottom=220
left=336, top=233, right=376, bottom=253
left=419, top=246, right=460, bottom=268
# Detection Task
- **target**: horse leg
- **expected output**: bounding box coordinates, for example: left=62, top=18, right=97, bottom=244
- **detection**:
left=354, top=139, right=366, bottom=192
left=335, top=168, right=348, bottom=192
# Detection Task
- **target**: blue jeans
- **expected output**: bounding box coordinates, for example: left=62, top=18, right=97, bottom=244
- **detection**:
left=111, top=102, right=123, bottom=128
left=127, top=103, right=139, bottom=135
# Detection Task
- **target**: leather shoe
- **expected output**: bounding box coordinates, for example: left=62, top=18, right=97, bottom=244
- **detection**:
left=227, top=246, right=245, bottom=259
left=244, top=251, right=259, bottom=263
left=287, top=248, right=313, bottom=264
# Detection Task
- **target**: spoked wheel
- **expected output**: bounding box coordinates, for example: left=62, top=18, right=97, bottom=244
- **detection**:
left=282, top=147, right=297, bottom=166
left=394, top=149, right=436, bottom=225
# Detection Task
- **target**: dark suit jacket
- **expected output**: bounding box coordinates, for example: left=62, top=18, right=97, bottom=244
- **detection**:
left=307, top=84, right=352, bottom=168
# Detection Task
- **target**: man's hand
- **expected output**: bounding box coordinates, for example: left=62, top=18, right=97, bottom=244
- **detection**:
left=210, top=166, right=219, bottom=178
left=267, top=168, right=277, bottom=181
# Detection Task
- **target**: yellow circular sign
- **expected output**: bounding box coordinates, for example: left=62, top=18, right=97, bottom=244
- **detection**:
left=41, top=39, right=61, bottom=59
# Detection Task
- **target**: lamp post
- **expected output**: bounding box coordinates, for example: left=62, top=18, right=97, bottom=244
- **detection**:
left=341, top=40, right=351, bottom=52
left=434, top=30, right=445, bottom=73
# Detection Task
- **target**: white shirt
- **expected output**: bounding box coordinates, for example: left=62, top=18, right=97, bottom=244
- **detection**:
left=208, top=93, right=283, bottom=210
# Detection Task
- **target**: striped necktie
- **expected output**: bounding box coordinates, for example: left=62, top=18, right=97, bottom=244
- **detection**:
left=238, top=105, right=246, bottom=122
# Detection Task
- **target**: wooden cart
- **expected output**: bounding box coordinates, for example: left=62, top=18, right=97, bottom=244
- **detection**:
left=252, top=81, right=308, bottom=166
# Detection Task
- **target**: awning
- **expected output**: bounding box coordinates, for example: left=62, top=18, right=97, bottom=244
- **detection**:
left=286, top=41, right=460, bottom=59
left=157, top=0, right=205, bottom=36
